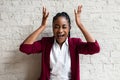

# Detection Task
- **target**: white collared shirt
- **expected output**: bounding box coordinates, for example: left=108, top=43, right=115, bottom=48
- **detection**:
left=50, top=38, right=71, bottom=80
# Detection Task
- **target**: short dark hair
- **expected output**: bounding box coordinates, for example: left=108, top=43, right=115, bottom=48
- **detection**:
left=52, top=12, right=71, bottom=37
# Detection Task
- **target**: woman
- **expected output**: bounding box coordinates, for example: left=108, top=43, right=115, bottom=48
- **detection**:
left=20, top=5, right=100, bottom=80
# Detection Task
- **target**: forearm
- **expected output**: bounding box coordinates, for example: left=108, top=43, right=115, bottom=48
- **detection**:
left=78, top=23, right=95, bottom=42
left=23, top=26, right=45, bottom=44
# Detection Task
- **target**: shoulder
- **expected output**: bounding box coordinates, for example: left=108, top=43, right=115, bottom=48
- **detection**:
left=42, top=36, right=53, bottom=40
left=69, top=37, right=82, bottom=42
left=37, top=36, right=54, bottom=44
left=68, top=37, right=83, bottom=46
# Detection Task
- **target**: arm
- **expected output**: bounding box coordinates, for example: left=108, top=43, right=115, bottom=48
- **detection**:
left=19, top=7, right=49, bottom=54
left=23, top=7, right=49, bottom=44
left=77, top=38, right=100, bottom=55
left=74, top=5, right=95, bottom=42
left=74, top=5, right=100, bottom=54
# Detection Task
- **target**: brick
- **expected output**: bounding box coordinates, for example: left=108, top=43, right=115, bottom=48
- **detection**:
left=0, top=0, right=120, bottom=80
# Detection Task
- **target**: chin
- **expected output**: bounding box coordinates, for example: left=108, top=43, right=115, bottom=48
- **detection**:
left=57, top=40, right=64, bottom=43
left=54, top=35, right=67, bottom=44
left=57, top=39, right=65, bottom=44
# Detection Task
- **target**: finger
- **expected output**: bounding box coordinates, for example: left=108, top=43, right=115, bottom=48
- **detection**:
left=77, top=5, right=82, bottom=13
left=43, top=6, right=45, bottom=12
left=42, top=7, right=49, bottom=18
left=46, top=12, right=49, bottom=18
left=80, top=5, right=83, bottom=8
left=43, top=6, right=45, bottom=15
left=43, top=7, right=47, bottom=17
left=74, top=9, right=77, bottom=14
left=43, top=6, right=47, bottom=12
left=79, top=5, right=82, bottom=11
left=44, top=8, right=46, bottom=13
left=77, top=5, right=81, bottom=13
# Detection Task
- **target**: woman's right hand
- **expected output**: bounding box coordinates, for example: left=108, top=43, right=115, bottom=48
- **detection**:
left=41, top=7, right=49, bottom=27
left=22, top=7, right=49, bottom=44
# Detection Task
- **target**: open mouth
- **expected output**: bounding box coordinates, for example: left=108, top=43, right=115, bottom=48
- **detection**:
left=57, top=34, right=65, bottom=39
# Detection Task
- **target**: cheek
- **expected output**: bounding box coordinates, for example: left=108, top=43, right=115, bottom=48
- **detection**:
left=65, top=29, right=70, bottom=34
left=53, top=29, right=57, bottom=35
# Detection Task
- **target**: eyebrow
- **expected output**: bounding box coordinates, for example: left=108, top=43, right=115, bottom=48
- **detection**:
left=54, top=23, right=68, bottom=26
left=54, top=24, right=59, bottom=26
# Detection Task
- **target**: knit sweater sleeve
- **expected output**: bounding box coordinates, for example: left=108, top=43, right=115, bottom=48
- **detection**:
left=19, top=38, right=44, bottom=55
left=76, top=38, right=100, bottom=55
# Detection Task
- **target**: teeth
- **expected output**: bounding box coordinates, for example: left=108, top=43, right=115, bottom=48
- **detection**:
left=58, top=35, right=62, bottom=37
left=58, top=34, right=64, bottom=37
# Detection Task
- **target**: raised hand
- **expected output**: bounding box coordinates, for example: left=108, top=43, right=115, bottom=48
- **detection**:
left=41, top=7, right=49, bottom=27
left=74, top=5, right=95, bottom=42
left=22, top=7, right=49, bottom=44
left=74, top=5, right=82, bottom=26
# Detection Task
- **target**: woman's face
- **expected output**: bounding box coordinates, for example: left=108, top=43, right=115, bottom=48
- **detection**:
left=53, top=16, right=70, bottom=45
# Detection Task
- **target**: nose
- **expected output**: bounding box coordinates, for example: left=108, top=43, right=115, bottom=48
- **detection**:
left=58, top=27, right=63, bottom=33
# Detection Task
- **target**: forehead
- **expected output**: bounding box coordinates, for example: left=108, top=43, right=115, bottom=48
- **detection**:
left=53, top=16, right=68, bottom=24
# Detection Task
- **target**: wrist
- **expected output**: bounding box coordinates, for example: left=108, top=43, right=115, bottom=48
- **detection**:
left=77, top=22, right=83, bottom=28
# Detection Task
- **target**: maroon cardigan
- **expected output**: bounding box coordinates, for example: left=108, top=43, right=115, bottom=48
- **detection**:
left=19, top=37, right=100, bottom=80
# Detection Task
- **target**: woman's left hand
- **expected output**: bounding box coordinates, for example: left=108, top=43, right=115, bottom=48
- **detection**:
left=74, top=5, right=82, bottom=26
left=74, top=4, right=95, bottom=42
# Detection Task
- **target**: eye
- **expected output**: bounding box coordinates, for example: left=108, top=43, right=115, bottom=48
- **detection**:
left=62, top=24, right=67, bottom=29
left=54, top=25, right=59, bottom=29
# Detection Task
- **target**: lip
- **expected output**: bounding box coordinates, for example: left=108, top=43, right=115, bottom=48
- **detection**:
left=57, top=34, right=65, bottom=39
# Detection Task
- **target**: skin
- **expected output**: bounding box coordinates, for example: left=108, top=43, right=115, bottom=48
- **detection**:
left=23, top=5, right=95, bottom=47
left=74, top=5, right=95, bottom=42
left=53, top=17, right=70, bottom=47
left=23, top=7, right=49, bottom=44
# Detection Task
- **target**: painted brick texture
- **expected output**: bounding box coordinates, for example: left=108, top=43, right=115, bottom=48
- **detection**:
left=0, top=0, right=120, bottom=80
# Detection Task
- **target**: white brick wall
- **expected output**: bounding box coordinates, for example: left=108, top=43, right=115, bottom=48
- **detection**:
left=0, top=0, right=120, bottom=80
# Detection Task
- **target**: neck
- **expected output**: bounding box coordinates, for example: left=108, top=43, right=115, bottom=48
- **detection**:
left=58, top=43, right=63, bottom=49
